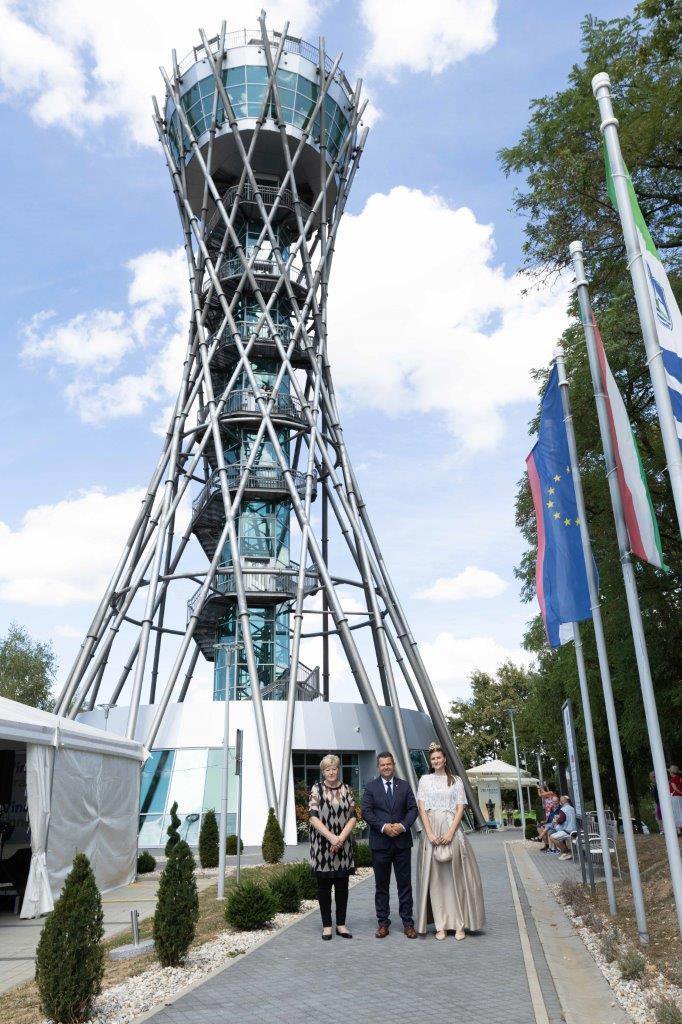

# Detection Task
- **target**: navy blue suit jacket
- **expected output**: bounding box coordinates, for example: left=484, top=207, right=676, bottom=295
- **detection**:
left=361, top=776, right=418, bottom=851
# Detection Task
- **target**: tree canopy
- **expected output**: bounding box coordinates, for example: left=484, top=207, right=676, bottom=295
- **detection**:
left=448, top=3, right=681, bottom=808
left=0, top=622, right=56, bottom=710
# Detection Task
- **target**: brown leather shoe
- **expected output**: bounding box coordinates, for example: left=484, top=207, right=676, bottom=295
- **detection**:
left=375, top=924, right=390, bottom=938
left=403, top=924, right=418, bottom=939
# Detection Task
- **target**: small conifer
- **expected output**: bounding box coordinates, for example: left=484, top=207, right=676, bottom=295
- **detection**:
left=35, top=853, right=105, bottom=1023
left=153, top=839, right=199, bottom=967
left=261, top=806, right=285, bottom=864
left=198, top=809, right=219, bottom=868
left=165, top=800, right=181, bottom=856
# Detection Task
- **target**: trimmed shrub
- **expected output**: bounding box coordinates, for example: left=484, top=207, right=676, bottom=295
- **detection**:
left=153, top=840, right=199, bottom=967
left=165, top=800, right=181, bottom=856
left=269, top=871, right=302, bottom=914
left=226, top=834, right=244, bottom=855
left=513, top=816, right=522, bottom=827
left=262, top=807, right=285, bottom=864
left=225, top=880, right=278, bottom=930
left=35, top=852, right=104, bottom=1024
left=618, top=949, right=646, bottom=981
left=288, top=860, right=318, bottom=900
left=524, top=822, right=537, bottom=841
left=199, top=809, right=219, bottom=868
left=354, top=842, right=372, bottom=867
left=652, top=996, right=682, bottom=1024
left=137, top=850, right=157, bottom=874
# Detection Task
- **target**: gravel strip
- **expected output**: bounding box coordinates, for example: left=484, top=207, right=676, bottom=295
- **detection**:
left=43, top=868, right=372, bottom=1024
left=553, top=885, right=682, bottom=1024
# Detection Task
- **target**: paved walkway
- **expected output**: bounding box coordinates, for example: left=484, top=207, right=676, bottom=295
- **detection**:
left=147, top=832, right=598, bottom=1024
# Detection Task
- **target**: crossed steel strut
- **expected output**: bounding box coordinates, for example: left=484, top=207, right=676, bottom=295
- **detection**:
left=55, top=16, right=485, bottom=829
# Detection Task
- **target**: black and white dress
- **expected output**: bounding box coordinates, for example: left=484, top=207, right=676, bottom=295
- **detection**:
left=308, top=781, right=356, bottom=877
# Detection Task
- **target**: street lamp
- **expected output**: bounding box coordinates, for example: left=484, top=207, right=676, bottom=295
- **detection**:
left=215, top=641, right=239, bottom=900
left=508, top=709, right=526, bottom=833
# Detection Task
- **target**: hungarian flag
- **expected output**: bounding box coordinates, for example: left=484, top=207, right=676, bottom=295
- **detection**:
left=604, top=145, right=682, bottom=451
left=593, top=321, right=668, bottom=570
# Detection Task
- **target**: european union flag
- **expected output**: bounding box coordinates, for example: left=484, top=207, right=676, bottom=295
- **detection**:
left=526, top=366, right=593, bottom=648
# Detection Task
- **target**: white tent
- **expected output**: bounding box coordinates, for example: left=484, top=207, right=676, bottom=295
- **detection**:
left=466, top=758, right=540, bottom=787
left=0, top=697, right=144, bottom=918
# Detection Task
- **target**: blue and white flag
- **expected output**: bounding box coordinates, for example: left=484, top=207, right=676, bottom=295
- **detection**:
left=526, top=366, right=594, bottom=648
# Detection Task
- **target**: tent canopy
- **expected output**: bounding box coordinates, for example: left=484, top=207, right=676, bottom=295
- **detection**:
left=0, top=697, right=143, bottom=760
left=466, top=758, right=540, bottom=787
left=0, top=697, right=143, bottom=918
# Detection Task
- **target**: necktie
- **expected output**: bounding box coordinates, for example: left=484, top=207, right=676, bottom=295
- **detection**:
left=386, top=780, right=393, bottom=806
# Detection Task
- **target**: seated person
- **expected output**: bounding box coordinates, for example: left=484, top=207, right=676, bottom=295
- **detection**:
left=537, top=794, right=560, bottom=849
left=548, top=796, right=577, bottom=860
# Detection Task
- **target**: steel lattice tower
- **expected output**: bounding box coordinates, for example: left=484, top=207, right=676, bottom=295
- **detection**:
left=56, top=17, right=483, bottom=828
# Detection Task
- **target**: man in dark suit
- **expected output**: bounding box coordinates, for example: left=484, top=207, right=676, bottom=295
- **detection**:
left=361, top=751, right=418, bottom=938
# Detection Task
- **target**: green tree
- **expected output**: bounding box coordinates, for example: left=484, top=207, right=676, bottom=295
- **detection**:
left=261, top=807, right=285, bottom=864
left=35, top=853, right=104, bottom=1023
left=153, top=840, right=199, bottom=967
left=447, top=662, right=535, bottom=767
left=198, top=809, right=219, bottom=869
left=498, top=2, right=681, bottom=808
left=0, top=622, right=56, bottom=710
left=165, top=800, right=181, bottom=856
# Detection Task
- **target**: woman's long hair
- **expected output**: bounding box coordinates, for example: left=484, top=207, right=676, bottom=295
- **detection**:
left=428, top=742, right=457, bottom=787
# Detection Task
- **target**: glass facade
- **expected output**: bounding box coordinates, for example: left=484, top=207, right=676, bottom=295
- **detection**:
left=214, top=606, right=289, bottom=699
left=167, top=66, right=351, bottom=164
left=138, top=747, right=237, bottom=848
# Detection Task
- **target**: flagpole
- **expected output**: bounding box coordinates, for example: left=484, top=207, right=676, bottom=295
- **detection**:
left=570, top=240, right=682, bottom=938
left=554, top=347, right=624, bottom=921
left=592, top=73, right=682, bottom=537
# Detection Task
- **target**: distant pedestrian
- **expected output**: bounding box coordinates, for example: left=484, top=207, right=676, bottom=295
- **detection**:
left=309, top=753, right=357, bottom=940
left=649, top=771, right=662, bottom=831
left=669, top=765, right=682, bottom=836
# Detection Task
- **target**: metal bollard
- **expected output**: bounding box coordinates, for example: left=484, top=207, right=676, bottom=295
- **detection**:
left=131, top=909, right=140, bottom=947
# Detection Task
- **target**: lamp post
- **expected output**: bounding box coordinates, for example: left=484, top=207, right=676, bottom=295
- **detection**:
left=509, top=709, right=526, bottom=833
left=216, top=642, right=238, bottom=900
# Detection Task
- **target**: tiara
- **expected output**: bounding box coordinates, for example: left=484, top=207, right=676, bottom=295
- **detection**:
left=428, top=742, right=443, bottom=752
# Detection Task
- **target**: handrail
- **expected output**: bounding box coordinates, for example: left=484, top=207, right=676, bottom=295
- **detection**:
left=192, top=463, right=311, bottom=513
left=198, top=387, right=304, bottom=424
left=186, top=560, right=318, bottom=618
left=176, top=28, right=354, bottom=101
left=206, top=184, right=311, bottom=237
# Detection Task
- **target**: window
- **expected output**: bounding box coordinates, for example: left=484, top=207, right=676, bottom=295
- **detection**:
left=292, top=751, right=360, bottom=795
left=166, top=66, right=352, bottom=166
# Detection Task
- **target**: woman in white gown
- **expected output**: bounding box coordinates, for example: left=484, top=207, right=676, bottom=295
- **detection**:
left=416, top=743, right=485, bottom=939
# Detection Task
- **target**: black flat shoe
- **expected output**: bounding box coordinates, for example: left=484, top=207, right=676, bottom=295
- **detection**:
left=335, top=928, right=353, bottom=939
left=322, top=931, right=333, bottom=941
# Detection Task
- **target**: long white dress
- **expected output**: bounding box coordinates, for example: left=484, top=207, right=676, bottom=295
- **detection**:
left=416, top=773, right=486, bottom=934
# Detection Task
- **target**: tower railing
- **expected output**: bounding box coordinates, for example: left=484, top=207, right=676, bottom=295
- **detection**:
left=198, top=387, right=305, bottom=425
left=177, top=29, right=354, bottom=99
left=206, top=184, right=311, bottom=239
left=192, top=464, right=313, bottom=516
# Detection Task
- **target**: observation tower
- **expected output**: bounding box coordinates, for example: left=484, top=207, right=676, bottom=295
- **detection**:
left=64, top=17, right=483, bottom=842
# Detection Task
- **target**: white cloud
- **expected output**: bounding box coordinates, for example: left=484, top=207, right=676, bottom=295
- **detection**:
left=0, top=488, right=146, bottom=605
left=421, top=632, right=533, bottom=704
left=0, top=486, right=191, bottom=607
left=416, top=565, right=508, bottom=601
left=360, top=0, right=497, bottom=78
left=0, top=1, right=322, bottom=145
left=329, top=187, right=570, bottom=451
left=22, top=246, right=188, bottom=425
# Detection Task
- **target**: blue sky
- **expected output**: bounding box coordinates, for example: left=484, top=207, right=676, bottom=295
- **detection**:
left=0, top=0, right=634, bottom=708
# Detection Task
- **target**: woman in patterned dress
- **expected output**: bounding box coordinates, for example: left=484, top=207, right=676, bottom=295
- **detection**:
left=309, top=753, right=357, bottom=940
left=416, top=743, right=485, bottom=940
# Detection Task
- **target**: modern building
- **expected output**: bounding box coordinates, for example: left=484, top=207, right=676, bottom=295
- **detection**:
left=70, top=20, right=483, bottom=848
